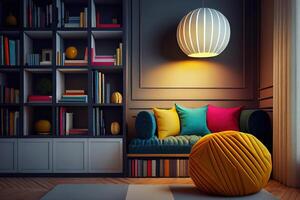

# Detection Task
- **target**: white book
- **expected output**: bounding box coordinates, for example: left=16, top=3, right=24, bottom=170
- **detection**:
left=152, top=160, right=156, bottom=177
left=64, top=60, right=88, bottom=64
left=66, top=112, right=73, bottom=135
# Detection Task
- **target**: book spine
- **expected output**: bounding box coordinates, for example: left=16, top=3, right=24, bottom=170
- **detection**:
left=4, top=37, right=9, bottom=65
left=0, top=35, right=3, bottom=65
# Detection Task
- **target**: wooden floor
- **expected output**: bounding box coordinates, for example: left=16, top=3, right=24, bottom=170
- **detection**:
left=0, top=178, right=299, bottom=200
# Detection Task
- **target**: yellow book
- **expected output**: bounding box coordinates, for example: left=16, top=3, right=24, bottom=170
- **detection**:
left=116, top=48, right=120, bottom=66
left=80, top=12, right=84, bottom=28
left=119, top=43, right=123, bottom=65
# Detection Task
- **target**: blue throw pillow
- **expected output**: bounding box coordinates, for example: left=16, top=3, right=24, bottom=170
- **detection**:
left=175, top=104, right=211, bottom=136
left=135, top=111, right=157, bottom=139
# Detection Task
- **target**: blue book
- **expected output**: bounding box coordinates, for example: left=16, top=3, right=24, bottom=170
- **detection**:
left=105, top=83, right=110, bottom=103
left=9, top=40, right=16, bottom=66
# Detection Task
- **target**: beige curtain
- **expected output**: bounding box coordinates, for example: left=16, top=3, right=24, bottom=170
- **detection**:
left=273, top=0, right=300, bottom=187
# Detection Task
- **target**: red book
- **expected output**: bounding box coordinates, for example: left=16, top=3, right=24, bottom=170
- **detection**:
left=91, top=62, right=115, bottom=66
left=97, top=24, right=121, bottom=28
left=147, top=160, right=152, bottom=177
left=131, top=160, right=134, bottom=177
left=28, top=95, right=52, bottom=102
left=69, top=129, right=88, bottom=134
left=5, top=87, right=9, bottom=103
left=4, top=37, right=9, bottom=65
left=59, top=107, right=65, bottom=136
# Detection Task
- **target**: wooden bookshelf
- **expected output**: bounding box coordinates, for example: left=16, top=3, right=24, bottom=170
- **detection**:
left=0, top=0, right=126, bottom=175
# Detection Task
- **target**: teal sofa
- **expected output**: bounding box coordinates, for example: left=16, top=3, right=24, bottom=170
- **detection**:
left=128, top=109, right=272, bottom=154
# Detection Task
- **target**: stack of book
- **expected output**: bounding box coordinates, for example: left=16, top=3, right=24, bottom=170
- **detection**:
left=62, top=48, right=88, bottom=66
left=128, top=159, right=189, bottom=177
left=60, top=1, right=88, bottom=28
left=94, top=72, right=111, bottom=104
left=96, top=11, right=121, bottom=28
left=59, top=90, right=88, bottom=103
left=0, top=35, right=20, bottom=66
left=91, top=43, right=122, bottom=66
left=0, top=109, right=19, bottom=136
left=59, top=107, right=88, bottom=136
left=26, top=53, right=40, bottom=66
left=27, top=95, right=52, bottom=103
left=24, top=0, right=53, bottom=28
left=93, top=108, right=106, bottom=136
left=0, top=86, right=19, bottom=103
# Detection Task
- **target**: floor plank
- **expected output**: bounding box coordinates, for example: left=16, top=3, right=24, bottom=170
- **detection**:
left=0, top=178, right=299, bottom=200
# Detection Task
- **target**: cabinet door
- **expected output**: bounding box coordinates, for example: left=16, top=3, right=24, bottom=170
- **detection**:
left=18, top=139, right=52, bottom=173
left=88, top=139, right=123, bottom=173
left=53, top=139, right=88, bottom=173
left=0, top=139, right=18, bottom=173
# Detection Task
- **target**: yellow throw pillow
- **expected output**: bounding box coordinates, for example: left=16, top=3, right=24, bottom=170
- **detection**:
left=153, top=107, right=180, bottom=139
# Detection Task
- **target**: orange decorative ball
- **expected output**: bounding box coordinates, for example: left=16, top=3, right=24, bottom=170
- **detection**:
left=65, top=46, right=78, bottom=59
left=5, top=13, right=17, bottom=26
left=35, top=120, right=51, bottom=134
left=111, top=122, right=121, bottom=135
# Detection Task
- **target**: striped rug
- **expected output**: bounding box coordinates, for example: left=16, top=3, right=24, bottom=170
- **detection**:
left=41, top=184, right=278, bottom=200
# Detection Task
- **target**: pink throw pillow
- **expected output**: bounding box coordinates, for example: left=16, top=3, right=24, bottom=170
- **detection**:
left=207, top=105, right=242, bottom=133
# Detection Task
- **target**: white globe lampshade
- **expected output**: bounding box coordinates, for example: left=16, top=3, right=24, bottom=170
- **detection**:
left=177, top=8, right=231, bottom=58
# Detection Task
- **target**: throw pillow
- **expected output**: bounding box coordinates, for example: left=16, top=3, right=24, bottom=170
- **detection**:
left=135, top=111, right=156, bottom=139
left=207, top=104, right=242, bottom=132
left=153, top=107, right=180, bottom=139
left=175, top=104, right=210, bottom=136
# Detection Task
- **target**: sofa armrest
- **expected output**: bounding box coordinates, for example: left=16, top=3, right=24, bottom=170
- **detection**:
left=240, top=109, right=272, bottom=149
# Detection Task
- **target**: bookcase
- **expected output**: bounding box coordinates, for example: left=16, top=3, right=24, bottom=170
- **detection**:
left=0, top=0, right=126, bottom=174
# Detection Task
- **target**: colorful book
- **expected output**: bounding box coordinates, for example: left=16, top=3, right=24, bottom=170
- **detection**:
left=9, top=40, right=16, bottom=66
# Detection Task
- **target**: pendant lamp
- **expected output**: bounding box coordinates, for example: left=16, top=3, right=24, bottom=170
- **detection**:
left=177, top=8, right=231, bottom=58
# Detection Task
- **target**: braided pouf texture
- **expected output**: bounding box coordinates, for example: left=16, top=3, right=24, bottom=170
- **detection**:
left=189, top=131, right=272, bottom=196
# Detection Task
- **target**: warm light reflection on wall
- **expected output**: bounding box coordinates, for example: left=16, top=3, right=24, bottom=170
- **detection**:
left=142, top=60, right=242, bottom=88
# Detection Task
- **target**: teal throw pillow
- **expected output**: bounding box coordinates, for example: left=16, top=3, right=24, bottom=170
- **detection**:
left=175, top=104, right=211, bottom=136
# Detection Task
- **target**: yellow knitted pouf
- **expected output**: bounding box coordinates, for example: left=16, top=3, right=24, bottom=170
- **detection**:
left=189, top=131, right=272, bottom=196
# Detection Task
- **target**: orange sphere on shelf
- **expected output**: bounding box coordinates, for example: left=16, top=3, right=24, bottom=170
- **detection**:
left=65, top=46, right=78, bottom=59
left=35, top=120, right=51, bottom=134
left=5, top=13, right=17, bottom=26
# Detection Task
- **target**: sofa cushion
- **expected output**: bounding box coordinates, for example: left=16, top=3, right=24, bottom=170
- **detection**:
left=207, top=105, right=242, bottom=132
left=153, top=107, right=180, bottom=139
left=175, top=104, right=210, bottom=136
left=128, top=135, right=202, bottom=154
left=135, top=111, right=156, bottom=139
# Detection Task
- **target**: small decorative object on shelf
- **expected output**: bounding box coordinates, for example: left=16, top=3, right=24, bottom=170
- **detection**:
left=111, top=121, right=120, bottom=135
left=40, top=49, right=52, bottom=65
left=35, top=119, right=51, bottom=135
left=5, top=13, right=17, bottom=26
left=65, top=46, right=78, bottom=59
left=111, top=92, right=122, bottom=104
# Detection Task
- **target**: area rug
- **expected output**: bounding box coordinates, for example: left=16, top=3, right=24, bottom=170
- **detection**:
left=41, top=184, right=278, bottom=200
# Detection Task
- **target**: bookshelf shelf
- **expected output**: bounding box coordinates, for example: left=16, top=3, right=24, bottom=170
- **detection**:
left=0, top=0, right=126, bottom=175
left=0, top=103, right=20, bottom=106
left=93, top=103, right=123, bottom=107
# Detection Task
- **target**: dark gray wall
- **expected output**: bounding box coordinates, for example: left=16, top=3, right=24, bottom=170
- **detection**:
left=126, top=0, right=259, bottom=139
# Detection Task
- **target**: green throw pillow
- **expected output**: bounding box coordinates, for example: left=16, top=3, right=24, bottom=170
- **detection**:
left=175, top=104, right=211, bottom=136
